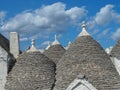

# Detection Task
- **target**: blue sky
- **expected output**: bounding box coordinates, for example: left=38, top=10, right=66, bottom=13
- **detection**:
left=0, top=0, right=120, bottom=51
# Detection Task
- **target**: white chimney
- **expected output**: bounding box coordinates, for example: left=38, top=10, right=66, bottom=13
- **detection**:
left=10, top=32, right=20, bottom=58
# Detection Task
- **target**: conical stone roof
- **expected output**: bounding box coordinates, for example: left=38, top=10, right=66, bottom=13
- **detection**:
left=43, top=35, right=66, bottom=64
left=44, top=44, right=65, bottom=64
left=53, top=22, right=120, bottom=90
left=111, top=39, right=120, bottom=59
left=5, top=51, right=56, bottom=90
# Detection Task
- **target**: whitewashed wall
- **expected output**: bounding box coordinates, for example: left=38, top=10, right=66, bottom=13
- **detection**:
left=110, top=57, right=120, bottom=75
left=66, top=78, right=97, bottom=90
left=0, top=46, right=8, bottom=90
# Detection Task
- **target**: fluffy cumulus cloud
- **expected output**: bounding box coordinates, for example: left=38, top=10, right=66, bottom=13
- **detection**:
left=88, top=4, right=120, bottom=28
left=112, top=28, right=120, bottom=40
left=95, top=4, right=114, bottom=25
left=86, top=4, right=120, bottom=42
left=0, top=2, right=87, bottom=40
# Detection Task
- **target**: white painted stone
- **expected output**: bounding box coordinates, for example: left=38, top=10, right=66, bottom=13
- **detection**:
left=10, top=32, right=20, bottom=58
left=65, top=41, right=72, bottom=50
left=52, top=35, right=60, bottom=45
left=45, top=41, right=51, bottom=50
left=78, top=21, right=90, bottom=37
left=110, top=57, right=120, bottom=75
left=27, top=39, right=38, bottom=52
left=66, top=77, right=97, bottom=90
left=105, top=46, right=113, bottom=54
left=39, top=49, right=44, bottom=53
left=0, top=46, right=8, bottom=90
left=68, top=41, right=71, bottom=48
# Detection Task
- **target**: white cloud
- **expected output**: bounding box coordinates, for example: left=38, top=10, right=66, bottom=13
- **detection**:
left=41, top=41, right=50, bottom=46
left=87, top=20, right=96, bottom=29
left=66, top=6, right=87, bottom=22
left=102, top=29, right=109, bottom=36
left=95, top=4, right=114, bottom=25
left=113, top=12, right=120, bottom=23
left=0, top=11, right=6, bottom=19
left=0, top=11, right=6, bottom=25
left=112, top=28, right=120, bottom=40
left=87, top=4, right=120, bottom=39
left=20, top=37, right=29, bottom=41
left=97, top=29, right=110, bottom=40
left=41, top=40, right=51, bottom=49
left=87, top=4, right=120, bottom=30
left=0, top=2, right=87, bottom=39
left=91, top=29, right=99, bottom=35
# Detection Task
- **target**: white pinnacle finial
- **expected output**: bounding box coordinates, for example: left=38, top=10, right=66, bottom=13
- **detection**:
left=52, top=34, right=60, bottom=45
left=68, top=41, right=71, bottom=47
left=55, top=35, right=57, bottom=40
left=45, top=41, right=51, bottom=50
left=82, top=21, right=86, bottom=28
left=27, top=39, right=38, bottom=52
left=31, top=39, right=35, bottom=47
left=78, top=21, right=90, bottom=37
left=66, top=41, right=72, bottom=50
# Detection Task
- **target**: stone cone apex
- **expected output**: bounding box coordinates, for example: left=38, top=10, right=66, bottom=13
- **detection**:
left=111, top=39, right=120, bottom=59
left=27, top=39, right=38, bottom=52
left=52, top=35, right=60, bottom=45
left=78, top=21, right=90, bottom=37
left=53, top=22, right=120, bottom=90
left=44, top=41, right=66, bottom=64
left=68, top=41, right=72, bottom=48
